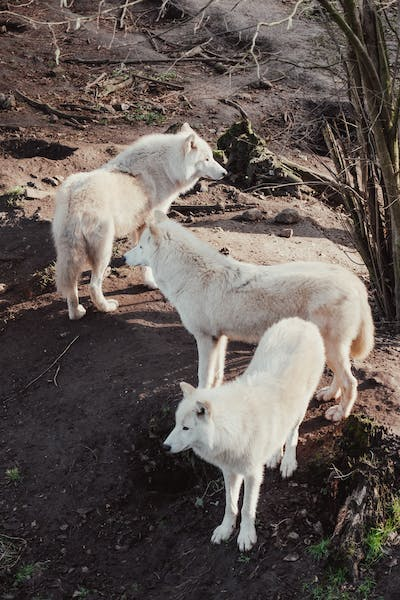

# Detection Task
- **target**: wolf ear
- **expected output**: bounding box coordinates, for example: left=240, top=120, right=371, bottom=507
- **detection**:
left=183, top=133, right=197, bottom=154
left=180, top=381, right=196, bottom=397
left=180, top=122, right=193, bottom=133
left=195, top=400, right=211, bottom=417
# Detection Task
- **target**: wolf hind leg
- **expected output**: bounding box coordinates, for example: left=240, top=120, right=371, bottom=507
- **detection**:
left=280, top=422, right=301, bottom=479
left=324, top=343, right=357, bottom=422
left=316, top=373, right=341, bottom=402
left=55, top=244, right=86, bottom=320
left=66, top=285, right=86, bottom=320
left=88, top=225, right=119, bottom=313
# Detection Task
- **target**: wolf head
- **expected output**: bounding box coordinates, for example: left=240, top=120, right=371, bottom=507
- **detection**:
left=163, top=382, right=216, bottom=454
left=178, top=122, right=227, bottom=182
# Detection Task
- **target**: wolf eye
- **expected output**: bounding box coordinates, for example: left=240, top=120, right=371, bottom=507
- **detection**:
left=182, top=426, right=189, bottom=431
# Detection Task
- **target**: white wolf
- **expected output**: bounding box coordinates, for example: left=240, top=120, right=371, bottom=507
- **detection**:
left=164, top=317, right=326, bottom=551
left=52, top=124, right=226, bottom=320
left=125, top=211, right=374, bottom=422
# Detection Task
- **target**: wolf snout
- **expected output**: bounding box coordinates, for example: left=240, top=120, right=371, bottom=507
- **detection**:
left=163, top=443, right=172, bottom=453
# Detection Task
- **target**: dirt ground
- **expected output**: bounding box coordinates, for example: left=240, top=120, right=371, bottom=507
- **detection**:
left=1, top=2, right=400, bottom=599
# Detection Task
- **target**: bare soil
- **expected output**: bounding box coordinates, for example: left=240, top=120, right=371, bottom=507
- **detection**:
left=0, top=2, right=399, bottom=599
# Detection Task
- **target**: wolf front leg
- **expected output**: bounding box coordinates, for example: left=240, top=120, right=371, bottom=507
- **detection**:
left=237, top=465, right=264, bottom=551
left=211, top=469, right=243, bottom=544
left=195, top=333, right=223, bottom=388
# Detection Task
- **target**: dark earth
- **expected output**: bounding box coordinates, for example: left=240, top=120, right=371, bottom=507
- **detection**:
left=0, top=1, right=399, bottom=599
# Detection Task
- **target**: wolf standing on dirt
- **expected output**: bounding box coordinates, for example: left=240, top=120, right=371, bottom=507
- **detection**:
left=52, top=123, right=226, bottom=320
left=164, top=318, right=326, bottom=551
left=125, top=212, right=374, bottom=422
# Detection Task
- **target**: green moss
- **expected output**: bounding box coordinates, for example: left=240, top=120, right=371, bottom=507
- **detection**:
left=340, top=414, right=384, bottom=459
left=217, top=119, right=302, bottom=193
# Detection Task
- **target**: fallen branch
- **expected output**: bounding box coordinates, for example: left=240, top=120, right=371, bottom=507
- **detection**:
left=4, top=335, right=79, bottom=401
left=219, top=98, right=250, bottom=121
left=14, top=90, right=87, bottom=127
left=65, top=56, right=239, bottom=66
left=171, top=202, right=258, bottom=214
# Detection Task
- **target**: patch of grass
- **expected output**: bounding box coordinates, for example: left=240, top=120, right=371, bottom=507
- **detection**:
left=304, top=568, right=349, bottom=600
left=365, top=497, right=400, bottom=563
left=0, top=186, right=25, bottom=208
left=124, top=105, right=166, bottom=126
left=5, top=466, right=22, bottom=484
left=237, top=552, right=251, bottom=564
left=31, top=262, right=56, bottom=293
left=13, top=562, right=45, bottom=586
left=305, top=569, right=377, bottom=600
left=308, top=537, right=330, bottom=560
left=155, top=70, right=178, bottom=82
left=72, top=587, right=91, bottom=598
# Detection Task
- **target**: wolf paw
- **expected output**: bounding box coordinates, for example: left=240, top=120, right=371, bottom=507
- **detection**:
left=211, top=521, right=235, bottom=544
left=316, top=386, right=341, bottom=402
left=102, top=299, right=119, bottom=313
left=237, top=524, right=257, bottom=551
left=280, top=458, right=297, bottom=479
left=69, top=304, right=86, bottom=320
left=325, top=404, right=345, bottom=422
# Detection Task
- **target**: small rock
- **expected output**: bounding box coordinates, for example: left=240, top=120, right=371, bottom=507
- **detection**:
left=287, top=531, right=300, bottom=540
left=0, top=93, right=16, bottom=110
left=283, top=552, right=299, bottom=562
left=25, top=188, right=49, bottom=200
left=388, top=557, right=398, bottom=568
left=239, top=208, right=264, bottom=222
left=113, top=102, right=131, bottom=111
left=0, top=283, right=7, bottom=294
left=313, top=521, right=323, bottom=535
left=249, top=78, right=273, bottom=90
left=278, top=228, right=293, bottom=238
left=299, top=509, right=307, bottom=518
left=42, top=176, right=59, bottom=186
left=59, top=523, right=69, bottom=531
left=185, top=215, right=194, bottom=223
left=81, top=566, right=89, bottom=573
left=274, top=208, right=301, bottom=225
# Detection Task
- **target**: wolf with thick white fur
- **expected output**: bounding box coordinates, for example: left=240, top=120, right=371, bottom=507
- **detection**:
left=125, top=211, right=374, bottom=422
left=52, top=124, right=226, bottom=320
left=163, top=317, right=325, bottom=550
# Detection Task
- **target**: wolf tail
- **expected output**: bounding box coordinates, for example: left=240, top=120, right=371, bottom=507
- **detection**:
left=350, top=292, right=374, bottom=359
left=52, top=186, right=86, bottom=298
